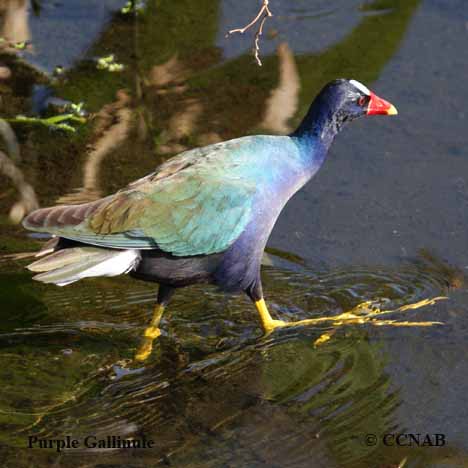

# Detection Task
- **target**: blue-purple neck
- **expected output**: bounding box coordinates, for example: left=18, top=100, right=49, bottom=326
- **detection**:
left=289, top=108, right=339, bottom=179
left=290, top=100, right=341, bottom=155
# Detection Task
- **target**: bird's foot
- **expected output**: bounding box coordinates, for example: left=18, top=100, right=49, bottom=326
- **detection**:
left=134, top=326, right=162, bottom=362
left=144, top=326, right=161, bottom=339
left=261, top=296, right=447, bottom=337
left=262, top=317, right=327, bottom=335
left=262, top=318, right=289, bottom=335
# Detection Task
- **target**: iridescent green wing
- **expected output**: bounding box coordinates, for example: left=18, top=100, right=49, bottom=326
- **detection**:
left=88, top=169, right=255, bottom=256
left=25, top=140, right=257, bottom=256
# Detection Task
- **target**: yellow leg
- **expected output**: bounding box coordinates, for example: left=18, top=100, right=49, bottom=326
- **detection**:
left=134, top=304, right=165, bottom=361
left=254, top=298, right=287, bottom=334
left=254, top=296, right=446, bottom=335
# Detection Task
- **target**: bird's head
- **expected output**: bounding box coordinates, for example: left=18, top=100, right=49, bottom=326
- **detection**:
left=293, top=78, right=397, bottom=139
left=324, top=78, right=398, bottom=121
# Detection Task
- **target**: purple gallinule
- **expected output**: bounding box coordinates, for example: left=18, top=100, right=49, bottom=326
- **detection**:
left=23, top=79, right=397, bottom=358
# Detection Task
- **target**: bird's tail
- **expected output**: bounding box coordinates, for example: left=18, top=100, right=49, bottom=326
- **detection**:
left=26, top=247, right=140, bottom=286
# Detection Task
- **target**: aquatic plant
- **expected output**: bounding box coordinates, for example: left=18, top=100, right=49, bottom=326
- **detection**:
left=6, top=113, right=86, bottom=133
left=96, top=54, right=125, bottom=72
left=0, top=37, right=31, bottom=51
left=121, top=0, right=146, bottom=15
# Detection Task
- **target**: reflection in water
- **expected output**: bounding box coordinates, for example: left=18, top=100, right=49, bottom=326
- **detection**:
left=1, top=0, right=465, bottom=467
left=148, top=55, right=215, bottom=154
left=260, top=43, right=300, bottom=134
left=0, top=0, right=423, bottom=214
left=157, top=97, right=203, bottom=155
left=57, top=90, right=132, bottom=205
left=0, top=119, right=39, bottom=222
left=0, top=147, right=38, bottom=222
left=0, top=254, right=452, bottom=466
left=0, top=0, right=29, bottom=46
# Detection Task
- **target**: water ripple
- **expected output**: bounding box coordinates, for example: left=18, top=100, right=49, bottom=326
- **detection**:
left=0, top=252, right=454, bottom=465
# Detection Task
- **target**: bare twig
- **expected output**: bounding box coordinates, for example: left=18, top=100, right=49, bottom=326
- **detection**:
left=227, top=0, right=272, bottom=35
left=226, top=0, right=273, bottom=66
left=253, top=14, right=269, bottom=66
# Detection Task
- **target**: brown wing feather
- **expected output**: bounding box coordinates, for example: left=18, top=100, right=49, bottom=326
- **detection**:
left=23, top=197, right=111, bottom=230
left=23, top=143, right=203, bottom=234
left=88, top=194, right=151, bottom=234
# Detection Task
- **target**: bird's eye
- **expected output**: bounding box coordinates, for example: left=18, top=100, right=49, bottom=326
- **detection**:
left=358, top=96, right=367, bottom=107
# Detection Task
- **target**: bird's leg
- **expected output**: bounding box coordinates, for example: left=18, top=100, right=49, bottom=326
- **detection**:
left=246, top=280, right=287, bottom=335
left=254, top=297, right=288, bottom=334
left=134, top=284, right=175, bottom=362
left=246, top=275, right=445, bottom=336
left=248, top=284, right=447, bottom=337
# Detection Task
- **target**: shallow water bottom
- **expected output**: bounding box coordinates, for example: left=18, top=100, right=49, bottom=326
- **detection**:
left=0, top=250, right=462, bottom=467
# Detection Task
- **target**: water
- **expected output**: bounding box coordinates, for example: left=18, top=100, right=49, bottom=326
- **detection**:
left=0, top=1, right=467, bottom=466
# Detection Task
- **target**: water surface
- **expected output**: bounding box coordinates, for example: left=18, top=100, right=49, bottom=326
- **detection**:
left=0, top=1, right=467, bottom=466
